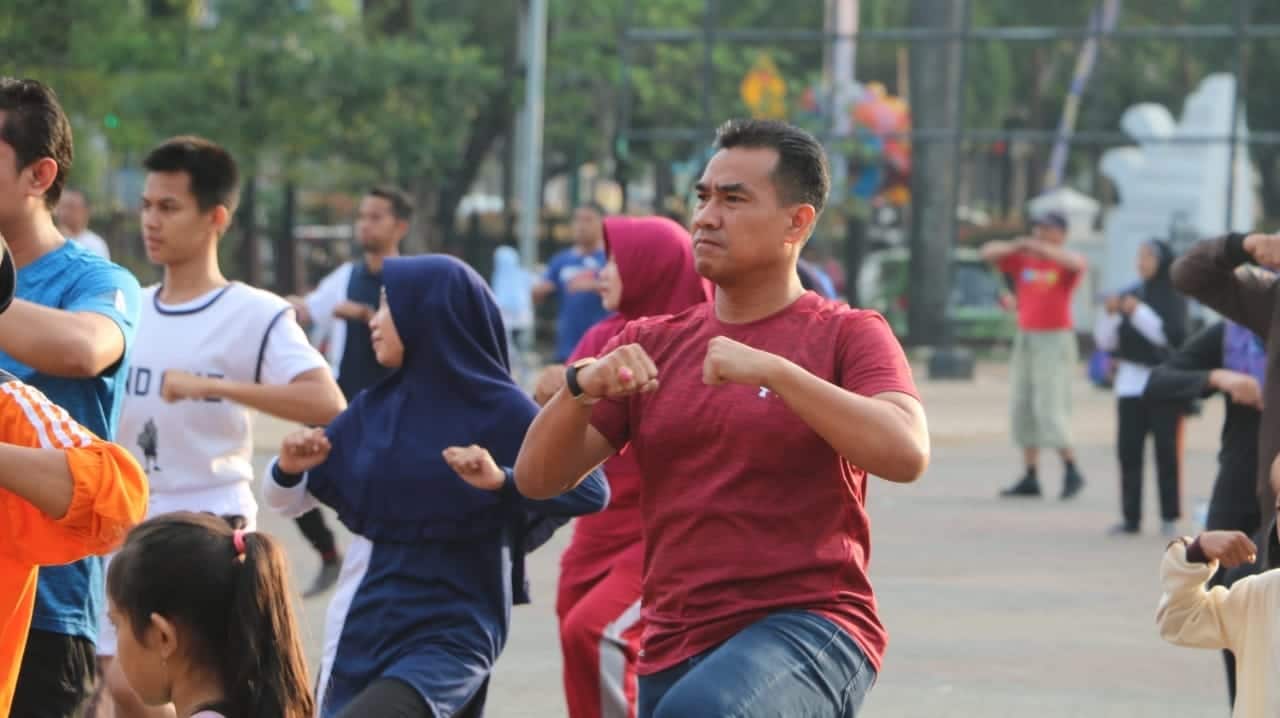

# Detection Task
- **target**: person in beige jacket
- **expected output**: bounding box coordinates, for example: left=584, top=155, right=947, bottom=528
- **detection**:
left=1158, top=458, right=1280, bottom=718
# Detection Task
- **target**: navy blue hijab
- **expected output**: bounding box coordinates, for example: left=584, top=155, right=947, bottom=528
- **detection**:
left=305, top=254, right=542, bottom=542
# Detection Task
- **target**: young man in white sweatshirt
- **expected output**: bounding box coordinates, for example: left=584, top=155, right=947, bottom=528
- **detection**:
left=1158, top=455, right=1280, bottom=718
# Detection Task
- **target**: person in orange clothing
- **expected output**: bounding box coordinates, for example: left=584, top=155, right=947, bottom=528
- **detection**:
left=0, top=236, right=149, bottom=715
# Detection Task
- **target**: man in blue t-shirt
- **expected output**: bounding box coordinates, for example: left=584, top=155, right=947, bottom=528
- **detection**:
left=533, top=203, right=611, bottom=362
left=0, top=78, right=141, bottom=717
left=288, top=185, right=410, bottom=597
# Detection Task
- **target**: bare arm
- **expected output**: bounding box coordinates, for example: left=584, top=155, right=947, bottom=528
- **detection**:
left=532, top=364, right=567, bottom=405
left=1021, top=239, right=1088, bottom=274
left=1171, top=233, right=1277, bottom=339
left=0, top=301, right=124, bottom=377
left=765, top=360, right=930, bottom=483
left=0, top=442, right=76, bottom=518
left=286, top=295, right=311, bottom=325
left=980, top=239, right=1024, bottom=265
left=532, top=279, right=557, bottom=305
left=168, top=367, right=346, bottom=426
left=514, top=390, right=617, bottom=499
left=208, top=368, right=345, bottom=425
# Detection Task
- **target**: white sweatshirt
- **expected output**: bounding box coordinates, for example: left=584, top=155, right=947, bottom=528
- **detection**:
left=1157, top=539, right=1280, bottom=718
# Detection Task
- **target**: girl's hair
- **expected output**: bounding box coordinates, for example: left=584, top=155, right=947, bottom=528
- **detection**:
left=107, top=512, right=313, bottom=718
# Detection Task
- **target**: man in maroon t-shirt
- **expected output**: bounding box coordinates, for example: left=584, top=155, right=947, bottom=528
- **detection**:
left=981, top=212, right=1087, bottom=500
left=515, top=119, right=929, bottom=717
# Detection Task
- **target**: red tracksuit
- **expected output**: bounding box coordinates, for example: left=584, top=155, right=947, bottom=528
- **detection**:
left=557, top=453, right=644, bottom=718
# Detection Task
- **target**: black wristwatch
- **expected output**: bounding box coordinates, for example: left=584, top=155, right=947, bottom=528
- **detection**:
left=565, top=358, right=599, bottom=405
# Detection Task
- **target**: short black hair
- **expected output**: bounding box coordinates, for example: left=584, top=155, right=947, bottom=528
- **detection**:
left=0, top=78, right=73, bottom=209
left=713, top=119, right=829, bottom=216
left=143, top=136, right=240, bottom=214
left=366, top=185, right=413, bottom=222
left=576, top=201, right=606, bottom=217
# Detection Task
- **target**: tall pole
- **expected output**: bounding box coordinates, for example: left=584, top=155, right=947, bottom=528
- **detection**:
left=1225, top=0, right=1248, bottom=233
left=518, top=0, right=547, bottom=275
left=829, top=0, right=858, bottom=195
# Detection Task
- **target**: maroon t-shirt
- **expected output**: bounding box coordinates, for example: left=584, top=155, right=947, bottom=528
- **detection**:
left=590, top=292, right=919, bottom=675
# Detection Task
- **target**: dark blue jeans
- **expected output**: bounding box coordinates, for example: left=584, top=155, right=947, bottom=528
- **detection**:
left=637, top=610, right=876, bottom=718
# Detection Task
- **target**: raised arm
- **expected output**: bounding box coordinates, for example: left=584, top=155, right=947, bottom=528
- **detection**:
left=515, top=344, right=656, bottom=499
left=0, top=263, right=139, bottom=377
left=1171, top=233, right=1278, bottom=339
left=1157, top=532, right=1269, bottom=653
left=1144, top=322, right=1227, bottom=404
left=1020, top=239, right=1088, bottom=274
left=980, top=238, right=1024, bottom=266
left=167, top=367, right=346, bottom=426
left=0, top=382, right=148, bottom=566
left=716, top=336, right=929, bottom=484
left=160, top=310, right=346, bottom=425
left=701, top=314, right=929, bottom=484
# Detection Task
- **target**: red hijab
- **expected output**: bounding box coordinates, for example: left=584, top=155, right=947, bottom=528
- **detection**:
left=569, top=216, right=712, bottom=362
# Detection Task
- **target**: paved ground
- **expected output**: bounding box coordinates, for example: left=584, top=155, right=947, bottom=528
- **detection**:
left=250, top=362, right=1234, bottom=717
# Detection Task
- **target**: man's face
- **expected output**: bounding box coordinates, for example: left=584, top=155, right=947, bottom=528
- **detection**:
left=56, top=190, right=88, bottom=234
left=140, top=172, right=220, bottom=266
left=0, top=114, right=35, bottom=226
left=355, top=195, right=405, bottom=253
left=691, top=146, right=800, bottom=286
left=1033, top=223, right=1066, bottom=246
left=572, top=207, right=603, bottom=250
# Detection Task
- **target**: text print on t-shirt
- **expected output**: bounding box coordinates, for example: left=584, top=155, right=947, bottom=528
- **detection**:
left=125, top=366, right=225, bottom=403
left=1019, top=267, right=1062, bottom=286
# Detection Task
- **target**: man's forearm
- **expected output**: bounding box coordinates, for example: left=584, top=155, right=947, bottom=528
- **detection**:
left=208, top=375, right=346, bottom=425
left=0, top=300, right=123, bottom=377
left=514, top=391, right=609, bottom=499
left=0, top=442, right=75, bottom=518
left=1023, top=241, right=1086, bottom=273
left=766, top=359, right=929, bottom=483
left=980, top=240, right=1020, bottom=265
left=1171, top=234, right=1275, bottom=337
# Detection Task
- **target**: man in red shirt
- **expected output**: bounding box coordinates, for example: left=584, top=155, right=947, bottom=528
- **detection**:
left=515, top=119, right=929, bottom=717
left=981, top=212, right=1087, bottom=499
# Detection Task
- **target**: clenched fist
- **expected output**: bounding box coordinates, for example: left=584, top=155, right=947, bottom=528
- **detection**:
left=577, top=344, right=660, bottom=400
left=442, top=444, right=506, bottom=492
left=1211, top=369, right=1263, bottom=410
left=278, top=427, right=331, bottom=475
left=1197, top=530, right=1257, bottom=568
left=333, top=300, right=375, bottom=322
left=161, top=370, right=213, bottom=402
left=702, top=336, right=781, bottom=388
left=1244, top=233, right=1280, bottom=268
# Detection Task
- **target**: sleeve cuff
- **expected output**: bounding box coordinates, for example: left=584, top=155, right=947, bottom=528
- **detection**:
left=1185, top=536, right=1209, bottom=564
left=271, top=460, right=305, bottom=488
left=1224, top=233, right=1253, bottom=267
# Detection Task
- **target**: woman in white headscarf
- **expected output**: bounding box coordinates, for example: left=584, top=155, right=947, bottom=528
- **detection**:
left=490, top=246, right=535, bottom=378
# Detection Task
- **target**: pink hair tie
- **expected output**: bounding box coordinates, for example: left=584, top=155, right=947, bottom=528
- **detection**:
left=232, top=529, right=248, bottom=556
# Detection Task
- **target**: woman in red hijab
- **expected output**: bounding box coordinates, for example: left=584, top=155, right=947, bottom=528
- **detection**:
left=555, top=216, right=710, bottom=718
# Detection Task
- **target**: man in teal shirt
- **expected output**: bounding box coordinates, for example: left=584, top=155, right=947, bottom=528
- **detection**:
left=0, top=78, right=140, bottom=717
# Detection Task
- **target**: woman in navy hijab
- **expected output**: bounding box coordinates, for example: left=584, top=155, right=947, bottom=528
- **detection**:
left=263, top=255, right=609, bottom=718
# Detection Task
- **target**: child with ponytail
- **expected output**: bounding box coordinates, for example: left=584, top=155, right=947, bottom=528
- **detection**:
left=106, top=512, right=313, bottom=718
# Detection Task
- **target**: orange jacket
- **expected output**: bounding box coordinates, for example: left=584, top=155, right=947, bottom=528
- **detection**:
left=0, top=377, right=148, bottom=715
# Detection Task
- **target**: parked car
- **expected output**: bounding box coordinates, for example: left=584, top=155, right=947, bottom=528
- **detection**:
left=858, top=247, right=1016, bottom=344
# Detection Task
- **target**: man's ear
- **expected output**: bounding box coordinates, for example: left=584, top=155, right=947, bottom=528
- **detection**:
left=23, top=157, right=59, bottom=201
left=210, top=205, right=231, bottom=234
left=784, top=204, right=818, bottom=247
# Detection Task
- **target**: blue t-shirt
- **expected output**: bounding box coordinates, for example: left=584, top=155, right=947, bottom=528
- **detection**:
left=544, top=248, right=609, bottom=361
left=0, top=241, right=141, bottom=640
